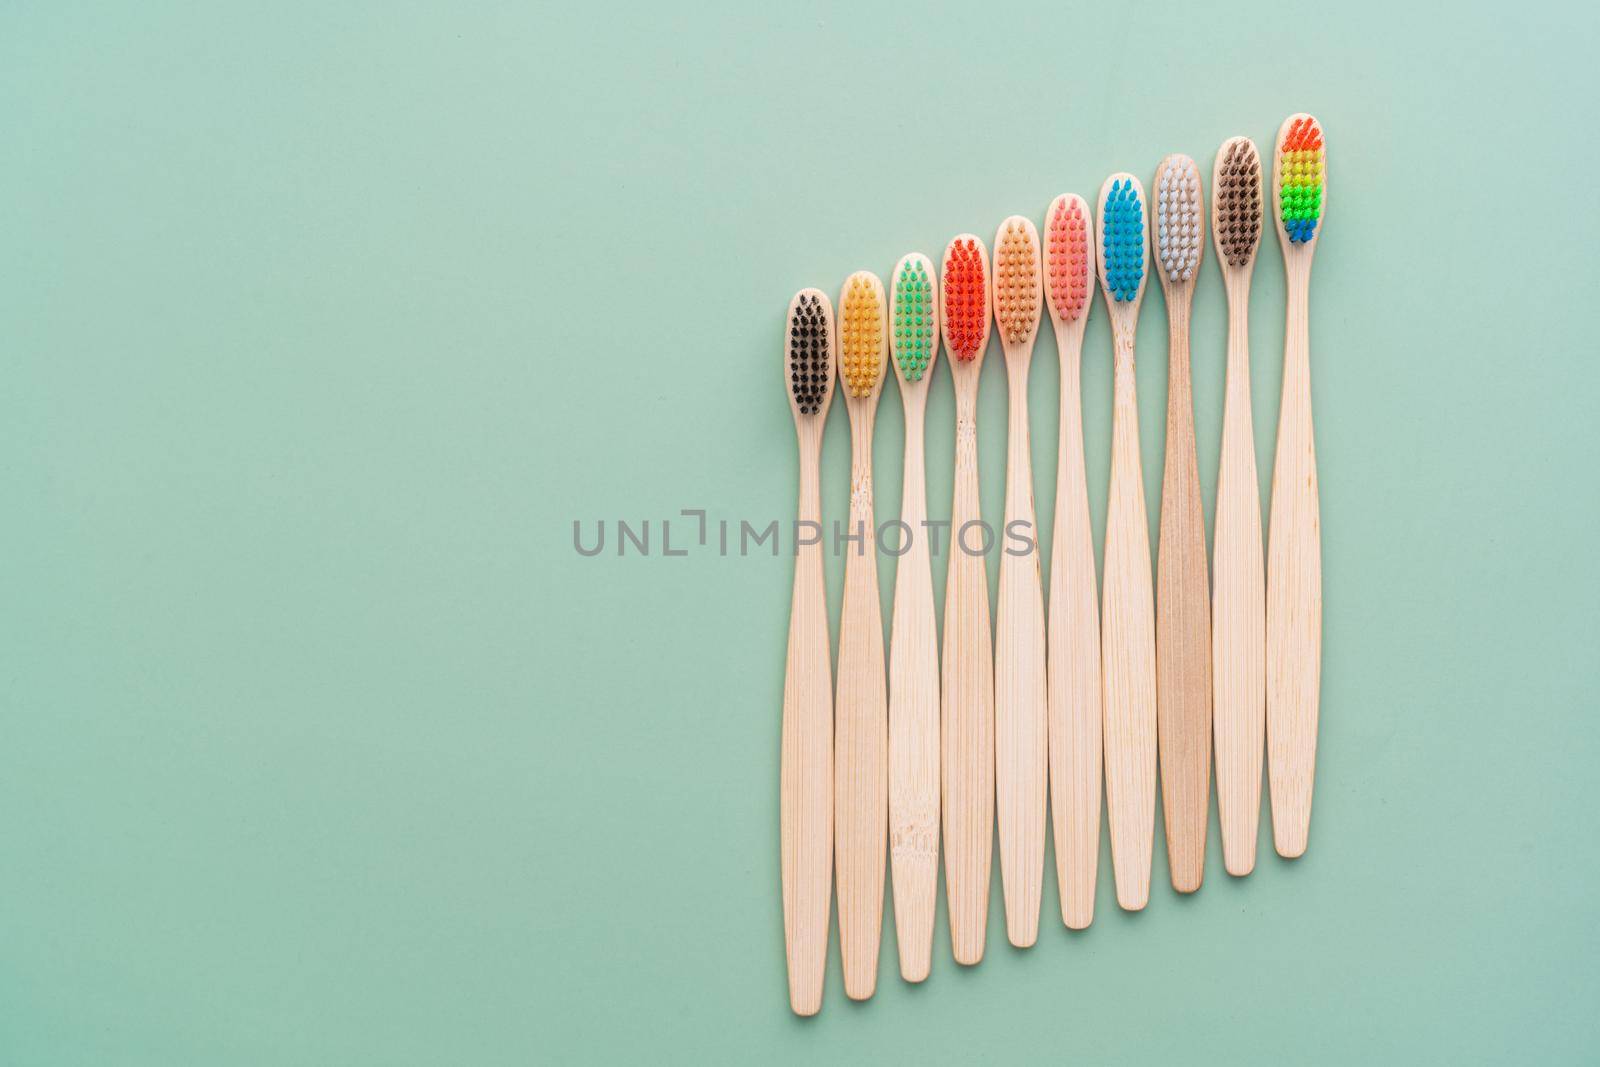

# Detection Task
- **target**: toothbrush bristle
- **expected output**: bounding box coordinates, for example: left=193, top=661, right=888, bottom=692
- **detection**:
left=1046, top=197, right=1090, bottom=322
left=1156, top=157, right=1202, bottom=283
left=993, top=219, right=1040, bottom=344
left=839, top=274, right=882, bottom=399
left=1216, top=139, right=1262, bottom=266
left=787, top=293, right=830, bottom=415
left=1100, top=179, right=1145, bottom=302
left=943, top=238, right=987, bottom=361
left=1278, top=116, right=1325, bottom=244
left=892, top=259, right=934, bottom=382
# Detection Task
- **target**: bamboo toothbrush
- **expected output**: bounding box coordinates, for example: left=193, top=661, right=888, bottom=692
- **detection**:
left=835, top=271, right=889, bottom=999
left=940, top=234, right=994, bottom=964
left=1210, top=137, right=1266, bottom=876
left=887, top=254, right=940, bottom=982
left=992, top=217, right=1047, bottom=947
left=780, top=289, right=837, bottom=1015
left=1095, top=175, right=1157, bottom=911
left=1043, top=194, right=1101, bottom=928
left=1267, top=114, right=1326, bottom=858
left=1152, top=155, right=1212, bottom=894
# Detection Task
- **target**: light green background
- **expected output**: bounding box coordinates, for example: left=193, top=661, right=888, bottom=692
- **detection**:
left=2, top=1, right=1597, bottom=1063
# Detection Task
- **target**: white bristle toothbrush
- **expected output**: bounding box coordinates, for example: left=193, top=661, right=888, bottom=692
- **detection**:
left=780, top=288, right=837, bottom=1015
left=886, top=254, right=941, bottom=982
left=1095, top=174, right=1158, bottom=911
left=1043, top=194, right=1102, bottom=928
left=835, top=271, right=889, bottom=999
left=1152, top=154, right=1212, bottom=894
left=1267, top=113, right=1326, bottom=858
left=991, top=216, right=1047, bottom=947
left=1210, top=136, right=1266, bottom=876
left=940, top=233, right=995, bottom=964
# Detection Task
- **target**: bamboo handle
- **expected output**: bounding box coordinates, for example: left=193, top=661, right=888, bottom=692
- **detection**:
left=1155, top=295, right=1212, bottom=893
left=995, top=368, right=1046, bottom=947
left=1101, top=328, right=1157, bottom=911
left=942, top=387, right=994, bottom=964
left=888, top=403, right=938, bottom=982
left=781, top=422, right=832, bottom=1015
left=835, top=410, right=886, bottom=999
left=1212, top=279, right=1265, bottom=876
left=1266, top=266, right=1321, bottom=858
left=1048, top=333, right=1101, bottom=929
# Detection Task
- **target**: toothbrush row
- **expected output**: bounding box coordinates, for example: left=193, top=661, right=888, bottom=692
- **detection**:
left=779, top=114, right=1326, bottom=1015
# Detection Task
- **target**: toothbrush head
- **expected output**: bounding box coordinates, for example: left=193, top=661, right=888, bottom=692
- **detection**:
left=992, top=216, right=1042, bottom=350
left=1212, top=137, right=1262, bottom=270
left=1154, top=154, right=1204, bottom=288
left=1045, top=194, right=1093, bottom=326
left=890, top=253, right=939, bottom=386
left=785, top=288, right=835, bottom=419
left=1097, top=174, right=1147, bottom=307
left=837, top=271, right=888, bottom=402
left=1275, top=113, right=1325, bottom=248
left=941, top=234, right=991, bottom=366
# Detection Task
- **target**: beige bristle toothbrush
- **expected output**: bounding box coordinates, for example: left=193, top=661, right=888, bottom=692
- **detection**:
left=1267, top=113, right=1326, bottom=858
left=1043, top=194, right=1101, bottom=928
left=834, top=271, right=889, bottom=1000
left=991, top=216, right=1047, bottom=947
left=780, top=288, right=836, bottom=1015
left=886, top=254, right=940, bottom=982
left=1152, top=154, right=1212, bottom=893
left=1210, top=136, right=1266, bottom=876
left=1095, top=174, right=1158, bottom=911
left=940, top=233, right=994, bottom=964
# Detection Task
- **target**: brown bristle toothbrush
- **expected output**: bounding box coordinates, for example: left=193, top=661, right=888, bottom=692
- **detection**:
left=940, top=234, right=995, bottom=964
left=834, top=271, right=889, bottom=999
left=1210, top=136, right=1266, bottom=876
left=1043, top=194, right=1101, bottom=928
left=780, top=289, right=836, bottom=1015
left=886, top=254, right=940, bottom=982
left=1152, top=154, right=1212, bottom=893
left=992, top=217, right=1047, bottom=947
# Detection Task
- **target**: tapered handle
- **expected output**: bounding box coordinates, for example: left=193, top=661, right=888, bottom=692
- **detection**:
left=1267, top=269, right=1321, bottom=858
left=781, top=430, right=832, bottom=1015
left=1212, top=281, right=1265, bottom=876
left=835, top=415, right=886, bottom=1000
left=888, top=404, right=938, bottom=982
left=1101, top=330, right=1157, bottom=911
left=1155, top=303, right=1212, bottom=894
left=942, top=389, right=994, bottom=964
left=995, top=369, right=1046, bottom=947
left=1048, top=336, right=1101, bottom=929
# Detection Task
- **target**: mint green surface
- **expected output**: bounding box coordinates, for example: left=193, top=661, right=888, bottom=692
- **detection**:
left=3, top=2, right=1598, bottom=1063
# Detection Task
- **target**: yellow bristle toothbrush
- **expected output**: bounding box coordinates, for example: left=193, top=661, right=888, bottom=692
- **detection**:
left=1210, top=136, right=1266, bottom=876
left=1043, top=193, right=1101, bottom=928
left=1152, top=154, right=1212, bottom=893
left=992, top=216, right=1047, bottom=947
left=1096, top=174, right=1158, bottom=911
left=940, top=233, right=995, bottom=964
left=1267, top=113, right=1326, bottom=858
left=780, top=288, right=836, bottom=1015
left=886, top=254, right=940, bottom=982
left=834, top=271, right=889, bottom=1000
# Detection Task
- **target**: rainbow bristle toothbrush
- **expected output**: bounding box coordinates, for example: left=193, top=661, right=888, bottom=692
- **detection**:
left=1044, top=194, right=1102, bottom=929
left=1267, top=114, right=1326, bottom=858
left=940, top=234, right=995, bottom=964
left=1095, top=175, right=1158, bottom=912
left=1152, top=154, right=1212, bottom=894
left=1210, top=136, right=1266, bottom=876
left=780, top=289, right=837, bottom=1015
left=992, top=216, right=1047, bottom=948
left=887, top=253, right=941, bottom=982
left=834, top=271, right=889, bottom=1000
